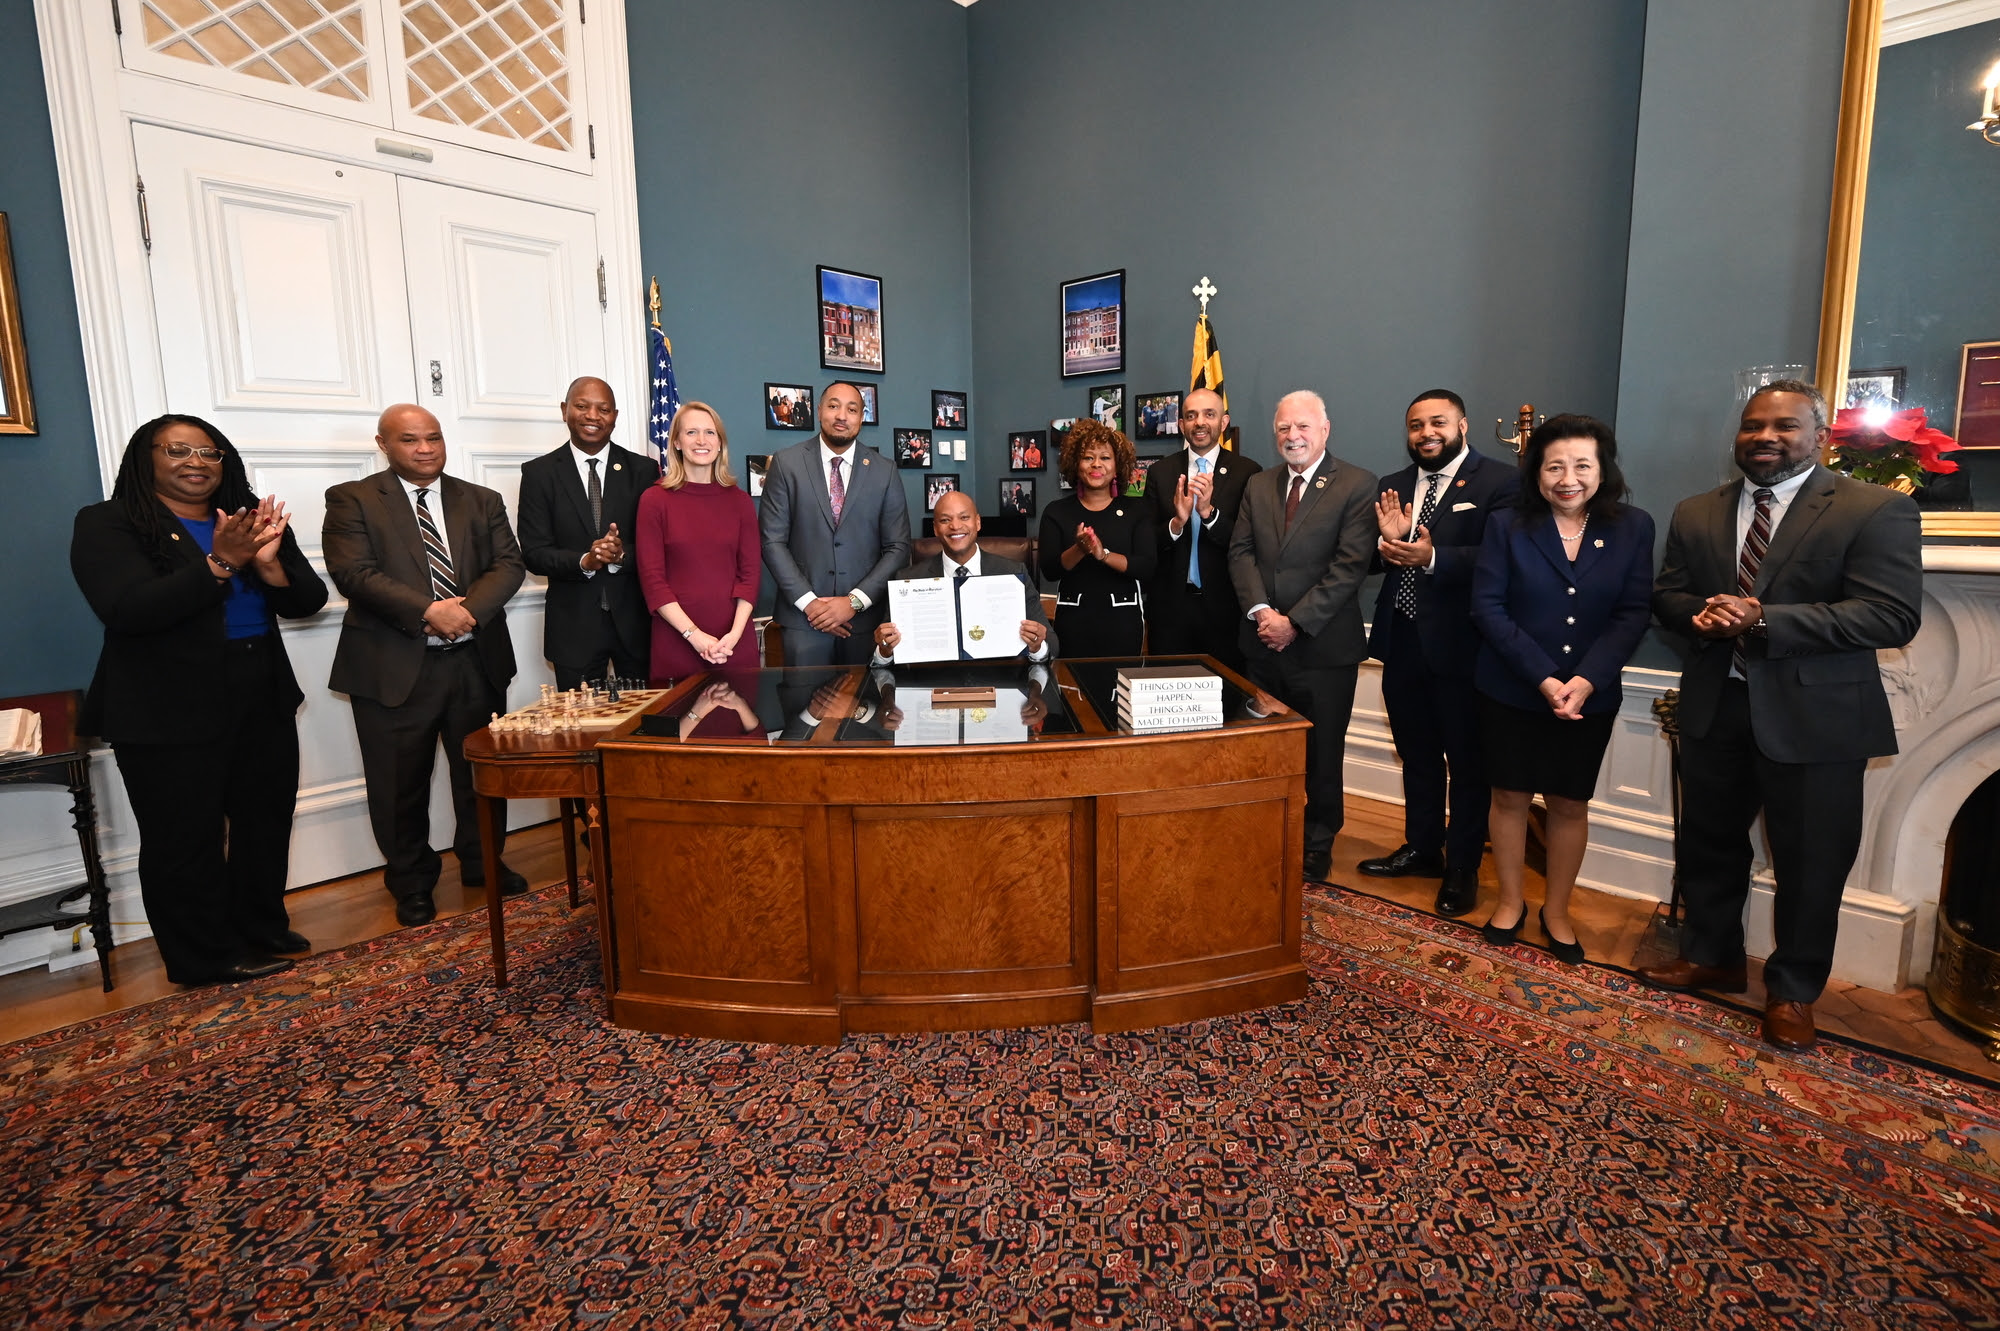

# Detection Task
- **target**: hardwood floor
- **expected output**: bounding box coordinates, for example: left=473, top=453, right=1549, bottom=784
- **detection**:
left=2, top=799, right=1993, bottom=1080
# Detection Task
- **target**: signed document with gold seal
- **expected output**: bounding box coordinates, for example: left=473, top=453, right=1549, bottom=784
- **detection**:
left=955, top=574, right=1027, bottom=659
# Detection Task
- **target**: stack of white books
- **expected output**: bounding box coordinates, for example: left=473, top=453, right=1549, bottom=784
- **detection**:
left=1115, top=665, right=1224, bottom=732
left=0, top=708, right=42, bottom=760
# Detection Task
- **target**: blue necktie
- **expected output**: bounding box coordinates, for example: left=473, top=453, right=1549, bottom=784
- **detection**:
left=1188, top=456, right=1210, bottom=588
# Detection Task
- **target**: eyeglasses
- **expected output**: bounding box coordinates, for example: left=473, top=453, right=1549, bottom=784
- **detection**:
left=156, top=442, right=225, bottom=462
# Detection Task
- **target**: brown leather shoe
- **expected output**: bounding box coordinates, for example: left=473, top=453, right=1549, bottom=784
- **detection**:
left=1762, top=1000, right=1817, bottom=1051
left=1635, top=957, right=1748, bottom=994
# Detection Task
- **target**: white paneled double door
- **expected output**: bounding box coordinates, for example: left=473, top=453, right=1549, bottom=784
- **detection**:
left=134, top=123, right=609, bottom=888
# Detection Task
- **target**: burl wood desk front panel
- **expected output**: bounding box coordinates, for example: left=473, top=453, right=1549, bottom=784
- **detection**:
left=592, top=659, right=1310, bottom=1044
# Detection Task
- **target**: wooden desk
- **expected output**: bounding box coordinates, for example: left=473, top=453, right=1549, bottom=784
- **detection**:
left=0, top=692, right=113, bottom=991
left=589, top=658, right=1310, bottom=1044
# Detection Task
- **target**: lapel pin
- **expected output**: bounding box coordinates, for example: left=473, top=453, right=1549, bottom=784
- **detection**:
left=1594, top=539, right=1604, bottom=548
left=1115, top=508, right=1124, bottom=517
left=1456, top=479, right=1466, bottom=487
left=1315, top=478, right=1326, bottom=488
left=170, top=532, right=181, bottom=540
left=613, top=463, right=622, bottom=472
left=1219, top=466, right=1228, bottom=475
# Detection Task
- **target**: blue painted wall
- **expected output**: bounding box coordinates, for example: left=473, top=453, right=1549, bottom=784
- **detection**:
left=626, top=0, right=974, bottom=555
left=966, top=0, right=1647, bottom=506
left=1852, top=17, right=2000, bottom=505
left=0, top=0, right=109, bottom=697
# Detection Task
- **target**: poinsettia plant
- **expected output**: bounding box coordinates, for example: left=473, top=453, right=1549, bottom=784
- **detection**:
left=1828, top=405, right=1960, bottom=492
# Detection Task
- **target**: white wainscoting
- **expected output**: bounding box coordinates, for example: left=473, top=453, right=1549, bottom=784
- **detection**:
left=0, top=582, right=557, bottom=980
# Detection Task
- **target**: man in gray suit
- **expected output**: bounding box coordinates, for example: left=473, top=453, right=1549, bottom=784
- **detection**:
left=324, top=404, right=527, bottom=926
left=1642, top=379, right=1921, bottom=1051
left=1228, top=390, right=1380, bottom=883
left=760, top=380, right=911, bottom=666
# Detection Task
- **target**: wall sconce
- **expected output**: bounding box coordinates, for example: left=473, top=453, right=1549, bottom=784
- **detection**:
left=1970, top=60, right=2000, bottom=145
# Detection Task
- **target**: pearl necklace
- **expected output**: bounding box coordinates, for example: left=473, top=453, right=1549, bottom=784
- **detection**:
left=1557, top=513, right=1589, bottom=544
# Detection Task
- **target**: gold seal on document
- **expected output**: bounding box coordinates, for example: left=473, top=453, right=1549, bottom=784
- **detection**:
left=971, top=709, right=990, bottom=723
left=968, top=625, right=986, bottom=641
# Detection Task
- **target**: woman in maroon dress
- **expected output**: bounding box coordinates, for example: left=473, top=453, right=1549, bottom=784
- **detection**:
left=635, top=402, right=761, bottom=681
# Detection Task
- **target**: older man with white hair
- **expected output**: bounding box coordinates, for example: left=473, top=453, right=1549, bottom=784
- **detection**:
left=1227, top=391, right=1380, bottom=882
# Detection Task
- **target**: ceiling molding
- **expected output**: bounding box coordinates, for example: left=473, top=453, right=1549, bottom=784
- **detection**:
left=1883, top=0, right=2000, bottom=45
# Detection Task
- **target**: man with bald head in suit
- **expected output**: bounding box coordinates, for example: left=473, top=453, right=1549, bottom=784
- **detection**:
left=323, top=403, right=527, bottom=927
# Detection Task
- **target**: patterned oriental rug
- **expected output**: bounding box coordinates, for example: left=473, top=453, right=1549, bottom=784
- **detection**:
left=2, top=885, right=1997, bottom=1329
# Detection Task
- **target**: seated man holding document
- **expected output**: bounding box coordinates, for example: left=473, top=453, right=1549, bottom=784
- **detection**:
left=871, top=491, right=1058, bottom=665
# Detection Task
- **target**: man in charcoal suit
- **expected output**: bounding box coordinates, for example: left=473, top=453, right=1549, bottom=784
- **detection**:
left=1640, top=379, right=1922, bottom=1051
left=760, top=380, right=911, bottom=666
left=1143, top=387, right=1262, bottom=670
left=516, top=376, right=662, bottom=688
left=1360, top=388, right=1519, bottom=916
left=323, top=404, right=527, bottom=927
left=1228, top=390, right=1380, bottom=884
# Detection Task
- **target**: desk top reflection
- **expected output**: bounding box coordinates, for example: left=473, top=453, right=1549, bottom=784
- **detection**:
left=619, top=656, right=1296, bottom=748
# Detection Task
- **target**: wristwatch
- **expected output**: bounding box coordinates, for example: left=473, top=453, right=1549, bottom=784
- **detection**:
left=1748, top=614, right=1768, bottom=637
left=848, top=592, right=866, bottom=612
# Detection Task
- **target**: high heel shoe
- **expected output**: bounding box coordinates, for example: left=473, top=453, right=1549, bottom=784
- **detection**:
left=1540, top=908, right=1586, bottom=964
left=1481, top=907, right=1523, bottom=946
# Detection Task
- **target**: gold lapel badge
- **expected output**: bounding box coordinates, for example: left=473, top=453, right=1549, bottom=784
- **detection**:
left=1314, top=478, right=1326, bottom=488
left=1594, top=539, right=1604, bottom=548
left=613, top=462, right=622, bottom=471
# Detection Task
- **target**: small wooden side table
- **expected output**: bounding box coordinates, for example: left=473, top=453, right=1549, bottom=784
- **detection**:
left=0, top=691, right=114, bottom=991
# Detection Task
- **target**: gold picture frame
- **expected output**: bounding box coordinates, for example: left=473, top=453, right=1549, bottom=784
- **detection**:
left=0, top=214, right=34, bottom=435
left=1818, top=0, right=2000, bottom=536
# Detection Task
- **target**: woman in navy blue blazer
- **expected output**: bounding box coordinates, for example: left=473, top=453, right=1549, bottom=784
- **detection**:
left=1469, top=415, right=1653, bottom=963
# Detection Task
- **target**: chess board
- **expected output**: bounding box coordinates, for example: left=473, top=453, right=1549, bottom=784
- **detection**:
left=491, top=689, right=668, bottom=733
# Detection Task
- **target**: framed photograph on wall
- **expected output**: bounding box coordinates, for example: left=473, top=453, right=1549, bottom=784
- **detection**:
left=894, top=428, right=933, bottom=468
left=745, top=455, right=772, bottom=498
left=998, top=477, right=1036, bottom=518
left=925, top=473, right=960, bottom=512
left=1133, top=391, right=1181, bottom=440
left=1008, top=430, right=1046, bottom=471
left=764, top=382, right=814, bottom=431
left=1958, top=342, right=2000, bottom=449
left=1060, top=269, right=1124, bottom=378
left=858, top=382, right=879, bottom=425
left=1845, top=366, right=1906, bottom=409
left=817, top=265, right=884, bottom=373
left=1088, top=383, right=1125, bottom=434
left=932, top=389, right=966, bottom=430
left=0, top=215, right=36, bottom=435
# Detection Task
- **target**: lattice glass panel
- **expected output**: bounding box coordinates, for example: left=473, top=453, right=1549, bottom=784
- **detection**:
left=401, top=0, right=572, bottom=152
left=139, top=0, right=371, bottom=102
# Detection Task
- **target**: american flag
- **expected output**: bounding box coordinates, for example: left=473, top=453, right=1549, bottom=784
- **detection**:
left=648, top=320, right=681, bottom=466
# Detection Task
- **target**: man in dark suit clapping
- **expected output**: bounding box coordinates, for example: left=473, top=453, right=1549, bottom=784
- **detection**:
left=1641, top=380, right=1922, bottom=1051
left=760, top=381, right=911, bottom=666
left=323, top=404, right=527, bottom=926
left=516, top=377, right=661, bottom=688
left=1144, top=387, right=1262, bottom=669
left=1228, top=390, right=1380, bottom=883
left=1360, top=389, right=1519, bottom=916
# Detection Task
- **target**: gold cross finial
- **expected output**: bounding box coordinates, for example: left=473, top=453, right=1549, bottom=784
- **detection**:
left=648, top=276, right=661, bottom=329
left=1192, top=276, right=1217, bottom=316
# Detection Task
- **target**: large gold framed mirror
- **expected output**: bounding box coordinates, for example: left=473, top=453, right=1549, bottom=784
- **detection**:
left=1819, top=0, right=2000, bottom=537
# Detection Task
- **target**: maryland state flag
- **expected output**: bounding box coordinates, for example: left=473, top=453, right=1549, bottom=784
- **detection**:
left=1189, top=311, right=1226, bottom=414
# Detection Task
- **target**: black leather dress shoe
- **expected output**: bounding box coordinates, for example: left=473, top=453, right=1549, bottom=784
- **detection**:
left=215, top=955, right=295, bottom=983
left=1434, top=866, right=1480, bottom=917
left=461, top=864, right=530, bottom=897
left=255, top=929, right=312, bottom=954
left=395, top=894, right=437, bottom=927
left=1357, top=845, right=1445, bottom=879
left=1302, top=847, right=1332, bottom=884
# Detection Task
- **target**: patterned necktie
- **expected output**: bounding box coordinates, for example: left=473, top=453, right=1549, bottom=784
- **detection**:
left=1188, top=455, right=1210, bottom=588
left=1732, top=486, right=1775, bottom=674
left=1284, top=472, right=1304, bottom=529
left=414, top=487, right=458, bottom=601
left=953, top=564, right=970, bottom=661
left=587, top=457, right=608, bottom=611
left=828, top=454, right=846, bottom=526
left=1394, top=472, right=1444, bottom=618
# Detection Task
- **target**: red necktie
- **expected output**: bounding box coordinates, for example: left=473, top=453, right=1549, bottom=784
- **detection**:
left=1284, top=472, right=1304, bottom=528
left=828, top=454, right=846, bottom=526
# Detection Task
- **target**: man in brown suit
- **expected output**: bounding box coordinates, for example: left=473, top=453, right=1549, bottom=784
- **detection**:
left=323, top=404, right=527, bottom=926
left=1642, top=380, right=1922, bottom=1050
left=1227, top=390, right=1380, bottom=884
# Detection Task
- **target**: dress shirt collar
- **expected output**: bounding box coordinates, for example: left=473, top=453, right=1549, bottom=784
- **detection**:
left=570, top=440, right=615, bottom=490
left=941, top=545, right=982, bottom=578
left=1284, top=453, right=1326, bottom=487
left=1415, top=444, right=1470, bottom=489
left=819, top=434, right=860, bottom=474
left=1185, top=440, right=1223, bottom=472
left=1739, top=465, right=1814, bottom=508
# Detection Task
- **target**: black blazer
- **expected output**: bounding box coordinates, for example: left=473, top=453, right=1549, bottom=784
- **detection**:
left=516, top=440, right=660, bottom=669
left=1226, top=455, right=1381, bottom=669
left=71, top=499, right=328, bottom=745
left=1367, top=448, right=1519, bottom=675
left=1142, top=447, right=1262, bottom=603
left=1653, top=465, right=1921, bottom=763
left=322, top=471, right=525, bottom=707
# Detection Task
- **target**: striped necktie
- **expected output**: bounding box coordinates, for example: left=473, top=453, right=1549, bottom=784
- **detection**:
left=1732, top=487, right=1774, bottom=674
left=414, top=487, right=459, bottom=600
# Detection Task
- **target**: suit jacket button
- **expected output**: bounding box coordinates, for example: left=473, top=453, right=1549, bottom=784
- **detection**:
left=1567, top=586, right=1576, bottom=595
left=1561, top=645, right=1571, bottom=654
left=1566, top=616, right=1575, bottom=625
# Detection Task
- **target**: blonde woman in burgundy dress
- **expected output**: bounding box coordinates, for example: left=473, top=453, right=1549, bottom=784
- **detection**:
left=635, top=402, right=762, bottom=680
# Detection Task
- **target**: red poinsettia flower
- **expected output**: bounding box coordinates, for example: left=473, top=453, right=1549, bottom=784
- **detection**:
left=1830, top=405, right=1960, bottom=474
